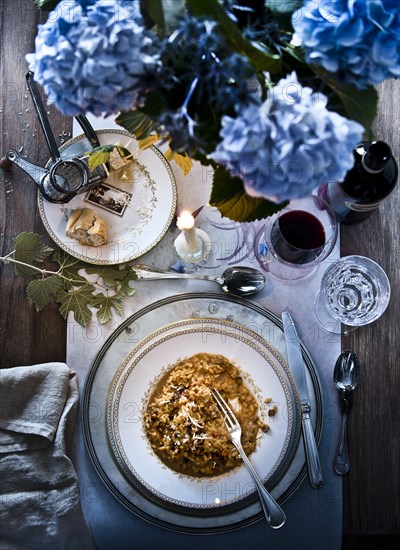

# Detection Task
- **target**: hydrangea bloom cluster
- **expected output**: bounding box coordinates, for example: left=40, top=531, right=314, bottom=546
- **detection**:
left=211, top=73, right=364, bottom=202
left=292, top=0, right=400, bottom=89
left=26, top=0, right=159, bottom=116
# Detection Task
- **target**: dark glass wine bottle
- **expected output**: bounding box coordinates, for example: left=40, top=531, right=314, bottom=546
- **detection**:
left=326, top=140, right=398, bottom=224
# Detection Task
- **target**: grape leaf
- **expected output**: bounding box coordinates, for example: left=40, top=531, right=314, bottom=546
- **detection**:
left=85, top=265, right=130, bottom=287
left=119, top=278, right=136, bottom=298
left=210, top=166, right=287, bottom=222
left=116, top=111, right=154, bottom=140
left=90, top=291, right=125, bottom=324
left=53, top=250, right=88, bottom=287
left=118, top=267, right=138, bottom=297
left=27, top=275, right=63, bottom=311
left=14, top=232, right=53, bottom=276
left=57, top=285, right=94, bottom=327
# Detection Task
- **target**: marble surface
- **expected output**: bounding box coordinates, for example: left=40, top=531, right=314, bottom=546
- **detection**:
left=66, top=116, right=342, bottom=549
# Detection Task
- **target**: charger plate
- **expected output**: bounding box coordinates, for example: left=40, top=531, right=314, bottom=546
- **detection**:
left=82, top=292, right=323, bottom=533
left=106, top=318, right=301, bottom=513
left=38, top=129, right=177, bottom=265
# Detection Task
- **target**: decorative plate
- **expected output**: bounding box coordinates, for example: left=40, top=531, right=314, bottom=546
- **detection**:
left=38, top=130, right=177, bottom=265
left=106, top=318, right=301, bottom=513
left=82, top=293, right=323, bottom=533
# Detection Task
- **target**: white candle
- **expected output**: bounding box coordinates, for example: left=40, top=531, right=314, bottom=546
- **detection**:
left=176, top=211, right=200, bottom=252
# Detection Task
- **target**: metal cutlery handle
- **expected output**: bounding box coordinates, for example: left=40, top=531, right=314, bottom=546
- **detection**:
left=235, top=444, right=286, bottom=529
left=133, top=265, right=218, bottom=282
left=302, top=404, right=324, bottom=489
left=334, top=410, right=350, bottom=475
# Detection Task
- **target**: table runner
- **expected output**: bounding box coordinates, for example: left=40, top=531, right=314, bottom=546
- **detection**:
left=67, top=116, right=342, bottom=549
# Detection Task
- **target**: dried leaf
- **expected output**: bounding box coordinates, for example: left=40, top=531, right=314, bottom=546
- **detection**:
left=165, top=148, right=193, bottom=176
left=138, top=134, right=159, bottom=149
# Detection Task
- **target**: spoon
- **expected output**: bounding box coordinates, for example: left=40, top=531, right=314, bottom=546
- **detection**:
left=333, top=350, right=359, bottom=475
left=132, top=264, right=266, bottom=296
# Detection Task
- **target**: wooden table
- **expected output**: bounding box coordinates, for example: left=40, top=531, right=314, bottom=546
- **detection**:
left=1, top=2, right=399, bottom=547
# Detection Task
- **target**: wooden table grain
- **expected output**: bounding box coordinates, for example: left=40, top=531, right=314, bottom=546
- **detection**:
left=1, top=2, right=399, bottom=547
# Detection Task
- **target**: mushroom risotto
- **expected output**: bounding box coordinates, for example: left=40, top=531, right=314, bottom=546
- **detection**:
left=144, top=352, right=271, bottom=477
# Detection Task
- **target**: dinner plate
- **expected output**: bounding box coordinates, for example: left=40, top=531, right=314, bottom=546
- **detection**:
left=38, top=129, right=177, bottom=264
left=106, top=318, right=301, bottom=513
left=82, top=292, right=323, bottom=533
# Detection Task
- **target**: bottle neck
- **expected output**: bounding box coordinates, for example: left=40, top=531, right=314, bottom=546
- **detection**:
left=361, top=141, right=392, bottom=174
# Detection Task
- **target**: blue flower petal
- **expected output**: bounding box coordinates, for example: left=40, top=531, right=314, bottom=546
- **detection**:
left=26, top=0, right=160, bottom=116
left=292, top=0, right=400, bottom=89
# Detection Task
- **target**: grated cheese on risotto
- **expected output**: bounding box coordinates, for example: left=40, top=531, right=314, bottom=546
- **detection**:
left=143, top=352, right=270, bottom=477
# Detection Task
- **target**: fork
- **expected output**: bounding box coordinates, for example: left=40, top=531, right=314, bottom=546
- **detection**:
left=212, top=388, right=286, bottom=529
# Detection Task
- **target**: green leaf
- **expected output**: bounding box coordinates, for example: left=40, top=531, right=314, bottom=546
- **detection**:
left=14, top=232, right=53, bottom=276
left=313, top=69, right=378, bottom=138
left=53, top=250, right=88, bottom=287
left=35, top=0, right=60, bottom=10
left=90, top=291, right=125, bottom=325
left=85, top=265, right=129, bottom=287
left=116, top=111, right=154, bottom=140
left=27, top=275, right=63, bottom=311
left=57, top=285, right=94, bottom=327
left=185, top=0, right=281, bottom=73
left=87, top=147, right=112, bottom=171
left=85, top=265, right=137, bottom=295
left=119, top=277, right=137, bottom=298
left=210, top=166, right=287, bottom=222
left=140, top=0, right=166, bottom=33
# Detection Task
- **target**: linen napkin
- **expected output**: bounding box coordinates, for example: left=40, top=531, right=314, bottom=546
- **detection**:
left=0, top=363, right=95, bottom=550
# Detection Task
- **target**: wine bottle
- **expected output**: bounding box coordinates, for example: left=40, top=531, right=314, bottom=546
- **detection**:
left=325, top=140, right=398, bottom=224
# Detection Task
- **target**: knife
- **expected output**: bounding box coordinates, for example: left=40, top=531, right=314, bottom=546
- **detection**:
left=282, top=311, right=324, bottom=489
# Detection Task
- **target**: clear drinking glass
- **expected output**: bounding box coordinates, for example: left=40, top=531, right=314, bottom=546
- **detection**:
left=314, top=255, right=391, bottom=333
left=263, top=195, right=338, bottom=281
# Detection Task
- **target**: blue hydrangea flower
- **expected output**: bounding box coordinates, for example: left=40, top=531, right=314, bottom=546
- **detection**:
left=292, top=0, right=400, bottom=89
left=211, top=72, right=364, bottom=202
left=26, top=0, right=159, bottom=116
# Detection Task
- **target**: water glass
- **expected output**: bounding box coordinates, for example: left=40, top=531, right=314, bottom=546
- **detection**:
left=314, top=255, right=391, bottom=333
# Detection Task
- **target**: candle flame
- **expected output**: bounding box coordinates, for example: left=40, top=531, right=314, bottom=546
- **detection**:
left=177, top=210, right=195, bottom=230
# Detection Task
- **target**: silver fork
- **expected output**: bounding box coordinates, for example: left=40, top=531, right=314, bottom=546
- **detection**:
left=212, top=388, right=286, bottom=529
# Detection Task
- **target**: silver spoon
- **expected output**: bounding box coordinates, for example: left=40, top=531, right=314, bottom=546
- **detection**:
left=132, top=265, right=266, bottom=296
left=333, top=350, right=359, bottom=475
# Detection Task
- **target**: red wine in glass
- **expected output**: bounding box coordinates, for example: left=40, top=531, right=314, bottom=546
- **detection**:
left=271, top=210, right=326, bottom=264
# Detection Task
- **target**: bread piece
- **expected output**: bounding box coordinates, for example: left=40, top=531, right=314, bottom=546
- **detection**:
left=66, top=208, right=107, bottom=247
left=86, top=218, right=107, bottom=247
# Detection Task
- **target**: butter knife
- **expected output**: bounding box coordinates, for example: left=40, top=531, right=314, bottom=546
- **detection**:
left=282, top=311, right=324, bottom=489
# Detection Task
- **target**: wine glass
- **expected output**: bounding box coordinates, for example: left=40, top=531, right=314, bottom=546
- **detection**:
left=314, top=255, right=391, bottom=334
left=263, top=195, right=338, bottom=281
